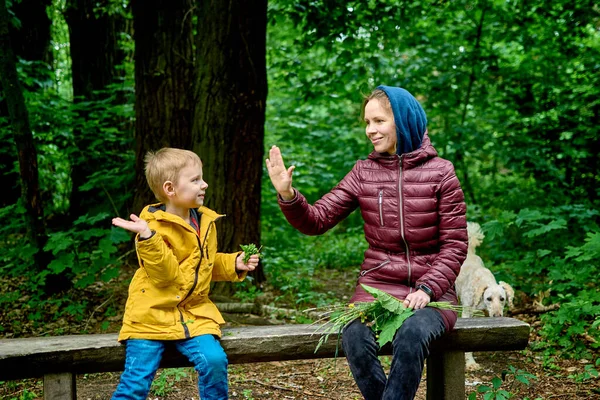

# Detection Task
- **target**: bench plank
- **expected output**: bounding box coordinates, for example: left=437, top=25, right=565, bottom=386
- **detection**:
left=0, top=317, right=529, bottom=381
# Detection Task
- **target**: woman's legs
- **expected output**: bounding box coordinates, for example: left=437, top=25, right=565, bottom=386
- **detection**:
left=382, top=308, right=446, bottom=400
left=342, top=318, right=387, bottom=400
left=111, top=339, right=165, bottom=400
left=176, top=334, right=229, bottom=400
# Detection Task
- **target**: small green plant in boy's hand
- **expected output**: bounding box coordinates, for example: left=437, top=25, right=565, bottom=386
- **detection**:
left=240, top=243, right=262, bottom=263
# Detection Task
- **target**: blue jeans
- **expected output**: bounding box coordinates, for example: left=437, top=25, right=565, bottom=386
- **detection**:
left=342, top=307, right=446, bottom=400
left=111, top=334, right=228, bottom=400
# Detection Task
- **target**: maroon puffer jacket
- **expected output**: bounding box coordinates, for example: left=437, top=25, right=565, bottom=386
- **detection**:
left=278, top=134, right=468, bottom=330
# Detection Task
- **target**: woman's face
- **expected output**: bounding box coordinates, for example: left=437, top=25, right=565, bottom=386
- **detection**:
left=364, top=99, right=397, bottom=155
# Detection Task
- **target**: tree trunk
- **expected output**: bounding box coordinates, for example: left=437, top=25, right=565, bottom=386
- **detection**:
left=0, top=0, right=52, bottom=208
left=192, top=0, right=267, bottom=283
left=64, top=0, right=128, bottom=219
left=9, top=0, right=52, bottom=64
left=131, top=0, right=195, bottom=214
left=0, top=0, right=46, bottom=269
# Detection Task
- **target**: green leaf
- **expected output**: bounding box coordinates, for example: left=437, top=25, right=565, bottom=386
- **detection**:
left=98, top=237, right=117, bottom=255
left=492, top=376, right=503, bottom=389
left=48, top=253, right=75, bottom=274
left=496, top=390, right=510, bottom=400
left=74, top=212, right=110, bottom=225
left=522, top=219, right=567, bottom=238
left=111, top=226, right=132, bottom=243
left=361, top=284, right=406, bottom=314
left=100, top=266, right=120, bottom=282
left=376, top=310, right=413, bottom=347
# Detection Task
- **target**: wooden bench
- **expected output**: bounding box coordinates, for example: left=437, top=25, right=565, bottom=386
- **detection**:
left=0, top=317, right=529, bottom=400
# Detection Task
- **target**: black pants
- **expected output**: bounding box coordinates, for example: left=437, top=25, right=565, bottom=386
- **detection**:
left=342, top=307, right=446, bottom=400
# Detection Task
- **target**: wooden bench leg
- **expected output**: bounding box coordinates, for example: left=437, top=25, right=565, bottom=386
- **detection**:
left=43, top=372, right=76, bottom=400
left=426, top=351, right=465, bottom=400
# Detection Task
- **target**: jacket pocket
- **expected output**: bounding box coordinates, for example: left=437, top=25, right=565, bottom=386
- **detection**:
left=129, top=305, right=177, bottom=326
left=360, top=259, right=391, bottom=277
left=378, top=190, right=384, bottom=227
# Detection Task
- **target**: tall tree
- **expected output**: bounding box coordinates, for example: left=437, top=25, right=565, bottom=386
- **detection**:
left=9, top=0, right=52, bottom=63
left=0, top=0, right=52, bottom=208
left=65, top=0, right=129, bottom=218
left=193, top=0, right=268, bottom=282
left=0, top=0, right=46, bottom=268
left=131, top=0, right=195, bottom=214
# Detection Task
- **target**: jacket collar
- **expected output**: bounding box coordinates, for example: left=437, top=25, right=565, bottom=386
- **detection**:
left=367, top=131, right=437, bottom=168
left=145, top=203, right=224, bottom=225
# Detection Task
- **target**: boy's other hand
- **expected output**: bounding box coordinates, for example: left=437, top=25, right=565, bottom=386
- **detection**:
left=236, top=253, right=259, bottom=272
left=112, top=214, right=152, bottom=239
left=265, top=145, right=295, bottom=200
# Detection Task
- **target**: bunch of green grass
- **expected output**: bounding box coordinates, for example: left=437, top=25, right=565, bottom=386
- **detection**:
left=311, top=284, right=484, bottom=352
left=239, top=243, right=262, bottom=263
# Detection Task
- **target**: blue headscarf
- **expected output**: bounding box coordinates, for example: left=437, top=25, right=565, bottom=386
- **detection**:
left=376, top=85, right=427, bottom=154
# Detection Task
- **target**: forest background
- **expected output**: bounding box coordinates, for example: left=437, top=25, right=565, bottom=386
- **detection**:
left=0, top=0, right=599, bottom=398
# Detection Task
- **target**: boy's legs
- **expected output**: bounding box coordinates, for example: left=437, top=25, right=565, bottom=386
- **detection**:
left=176, top=334, right=229, bottom=400
left=382, top=308, right=446, bottom=400
left=342, top=318, right=387, bottom=400
left=112, top=339, right=165, bottom=400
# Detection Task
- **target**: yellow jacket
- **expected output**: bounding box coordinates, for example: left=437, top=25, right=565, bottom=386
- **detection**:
left=118, top=204, right=245, bottom=342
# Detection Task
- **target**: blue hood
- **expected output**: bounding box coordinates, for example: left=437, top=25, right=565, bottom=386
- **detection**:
left=376, top=85, right=427, bottom=154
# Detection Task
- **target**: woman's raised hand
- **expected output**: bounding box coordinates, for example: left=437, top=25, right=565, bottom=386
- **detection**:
left=265, top=145, right=295, bottom=200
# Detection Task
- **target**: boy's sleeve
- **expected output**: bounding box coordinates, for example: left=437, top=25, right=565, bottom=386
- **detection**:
left=212, top=252, right=246, bottom=282
left=135, top=227, right=180, bottom=287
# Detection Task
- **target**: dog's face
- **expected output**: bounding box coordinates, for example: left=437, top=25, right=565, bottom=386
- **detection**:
left=480, top=282, right=515, bottom=317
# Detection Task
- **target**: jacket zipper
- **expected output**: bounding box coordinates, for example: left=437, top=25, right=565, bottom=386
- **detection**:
left=178, top=214, right=223, bottom=338
left=398, top=155, right=412, bottom=291
left=360, top=259, right=391, bottom=277
left=378, top=190, right=384, bottom=227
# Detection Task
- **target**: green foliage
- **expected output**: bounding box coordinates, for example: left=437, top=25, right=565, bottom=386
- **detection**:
left=468, top=365, right=537, bottom=400
left=0, top=380, right=37, bottom=400
left=475, top=206, right=599, bottom=356
left=568, top=358, right=600, bottom=383
left=260, top=229, right=366, bottom=307
left=41, top=213, right=130, bottom=289
left=150, top=368, right=191, bottom=396
left=233, top=279, right=264, bottom=303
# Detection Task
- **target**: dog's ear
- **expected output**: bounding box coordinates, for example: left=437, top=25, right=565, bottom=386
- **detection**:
left=500, top=281, right=515, bottom=308
left=474, top=285, right=488, bottom=308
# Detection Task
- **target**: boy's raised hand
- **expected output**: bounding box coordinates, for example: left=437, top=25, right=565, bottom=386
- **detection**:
left=265, top=145, right=295, bottom=200
left=112, top=214, right=152, bottom=239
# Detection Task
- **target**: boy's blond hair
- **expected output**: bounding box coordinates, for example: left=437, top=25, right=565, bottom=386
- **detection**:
left=145, top=148, right=202, bottom=203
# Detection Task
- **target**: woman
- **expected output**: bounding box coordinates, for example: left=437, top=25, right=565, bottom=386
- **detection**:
left=266, top=85, right=468, bottom=400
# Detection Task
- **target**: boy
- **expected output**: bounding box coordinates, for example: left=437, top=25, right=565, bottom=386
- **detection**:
left=111, top=148, right=258, bottom=400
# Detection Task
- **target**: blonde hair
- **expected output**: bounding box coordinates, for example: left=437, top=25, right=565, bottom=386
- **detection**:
left=144, top=148, right=202, bottom=202
left=362, top=88, right=392, bottom=118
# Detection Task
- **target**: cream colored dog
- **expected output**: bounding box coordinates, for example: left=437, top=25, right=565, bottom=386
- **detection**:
left=456, top=222, right=515, bottom=370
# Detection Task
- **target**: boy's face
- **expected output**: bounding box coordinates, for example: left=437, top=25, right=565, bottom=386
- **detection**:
left=170, top=162, right=208, bottom=208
